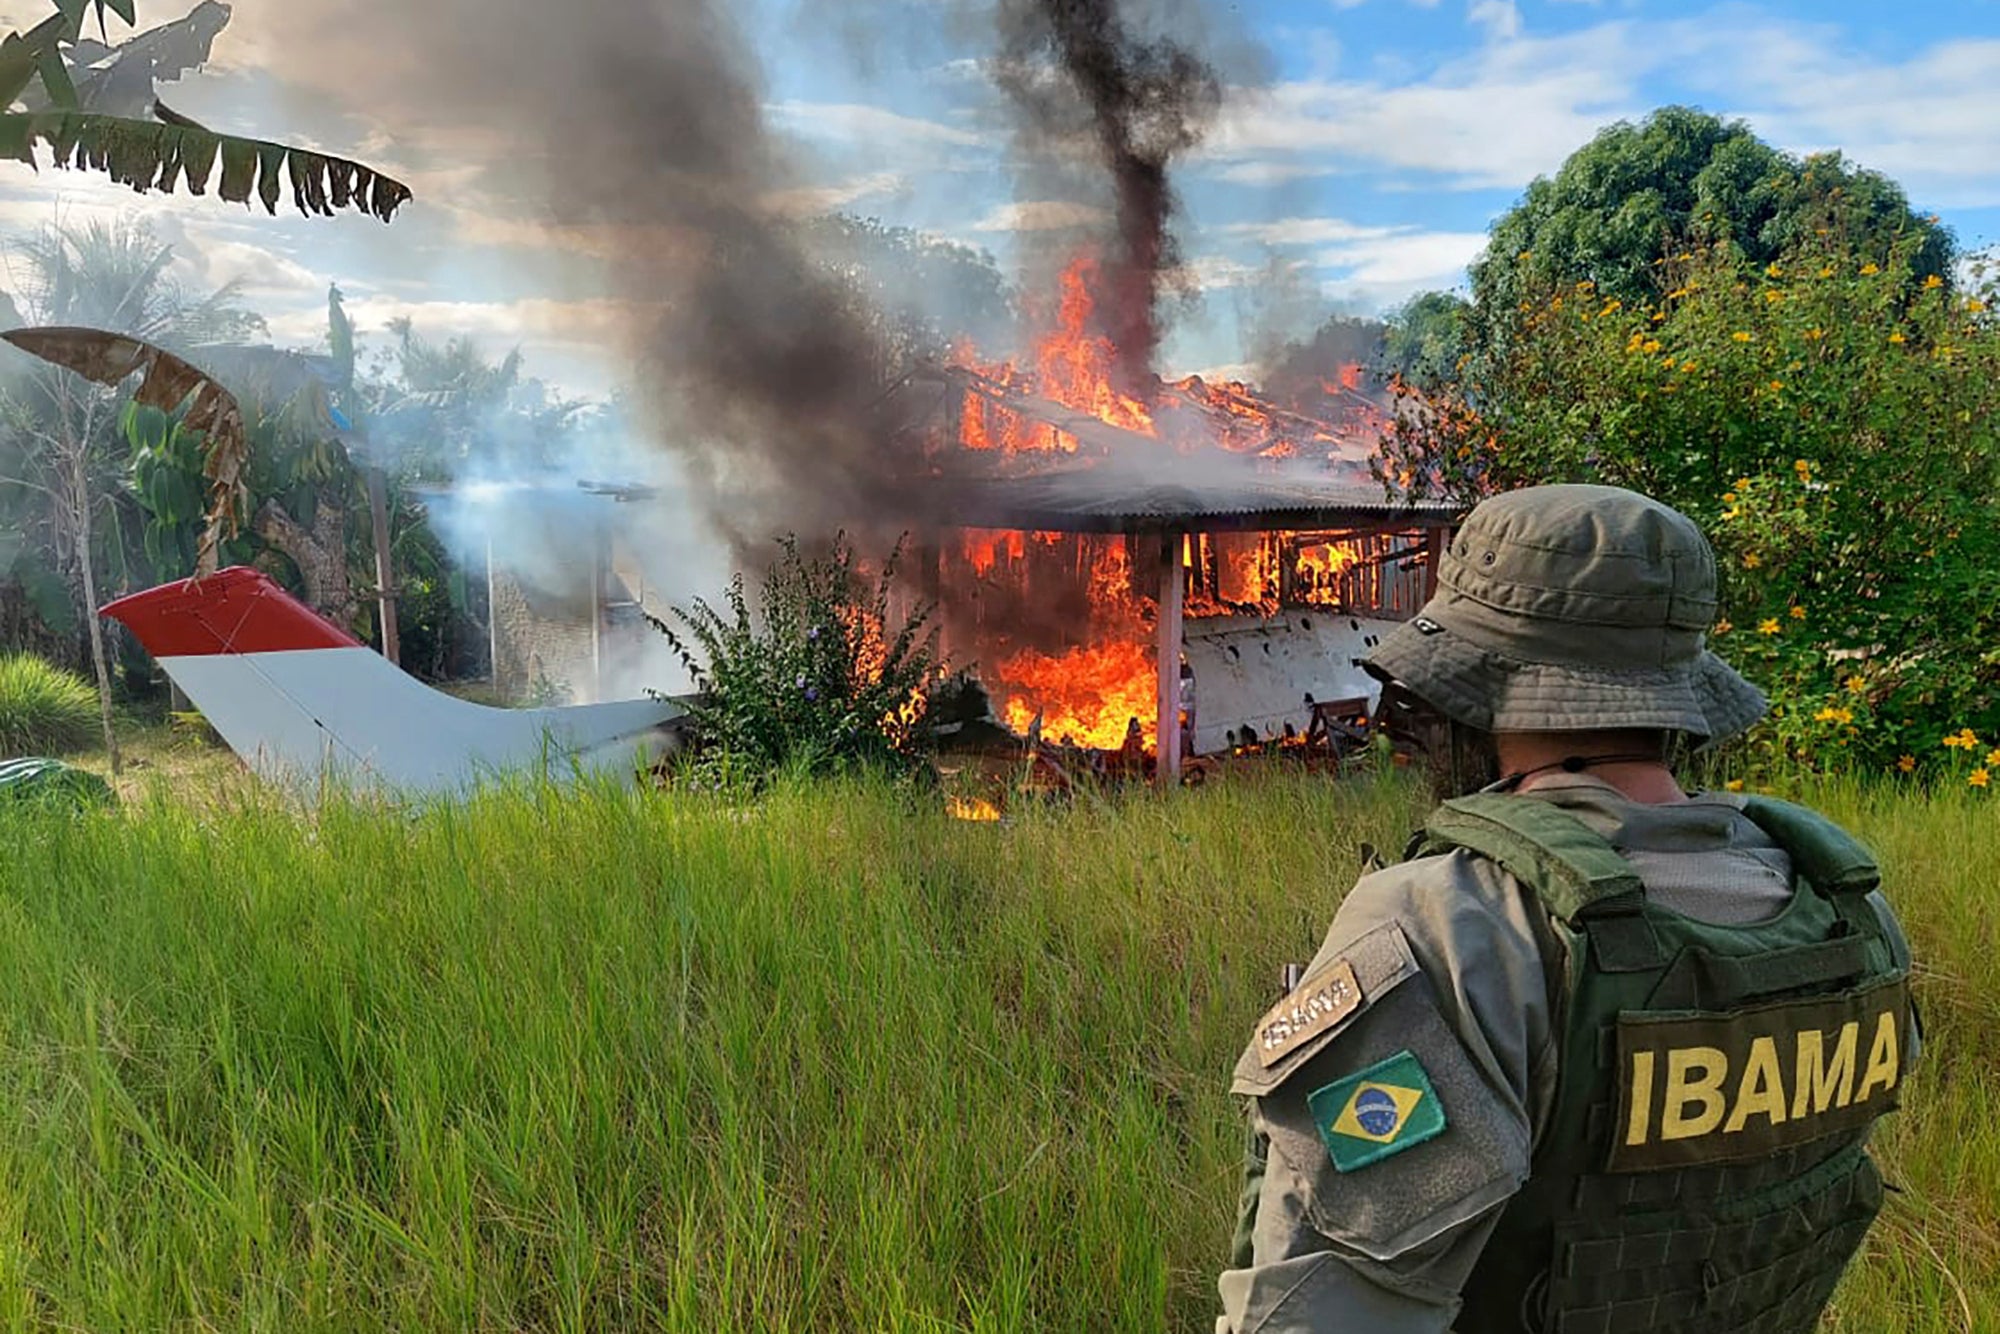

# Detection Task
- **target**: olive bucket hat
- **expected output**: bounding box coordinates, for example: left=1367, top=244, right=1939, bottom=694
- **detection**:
left=1362, top=483, right=1766, bottom=743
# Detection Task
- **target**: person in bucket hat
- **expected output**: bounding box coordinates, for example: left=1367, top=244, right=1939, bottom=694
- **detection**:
left=1217, top=484, right=1918, bottom=1334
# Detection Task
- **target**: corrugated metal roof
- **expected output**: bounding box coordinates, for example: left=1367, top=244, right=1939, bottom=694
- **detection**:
left=918, top=462, right=1460, bottom=533
left=883, top=363, right=1457, bottom=533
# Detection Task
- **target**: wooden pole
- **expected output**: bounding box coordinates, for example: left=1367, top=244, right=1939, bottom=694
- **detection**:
left=366, top=467, right=399, bottom=666
left=589, top=519, right=606, bottom=704
left=1156, top=528, right=1185, bottom=786
left=1421, top=525, right=1449, bottom=602
left=486, top=536, right=500, bottom=690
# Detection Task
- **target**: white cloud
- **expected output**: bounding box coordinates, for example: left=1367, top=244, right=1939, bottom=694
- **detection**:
left=1211, top=160, right=1341, bottom=187
left=1315, top=229, right=1487, bottom=285
left=1204, top=15, right=2000, bottom=207
left=765, top=100, right=988, bottom=150
left=1467, top=0, right=1523, bottom=42
left=1217, top=217, right=1403, bottom=246
left=967, top=200, right=1108, bottom=233
left=763, top=172, right=908, bottom=217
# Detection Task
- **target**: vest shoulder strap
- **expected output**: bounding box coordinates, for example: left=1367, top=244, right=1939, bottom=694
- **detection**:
left=1736, top=795, right=1881, bottom=895
left=1420, top=793, right=1642, bottom=923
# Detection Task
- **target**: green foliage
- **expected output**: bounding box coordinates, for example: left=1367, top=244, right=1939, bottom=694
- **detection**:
left=0, top=766, right=1987, bottom=1327
left=0, top=651, right=96, bottom=752
left=1385, top=231, right=2000, bottom=781
left=1472, top=107, right=1954, bottom=317
left=1381, top=290, right=1472, bottom=392
left=653, top=534, right=939, bottom=783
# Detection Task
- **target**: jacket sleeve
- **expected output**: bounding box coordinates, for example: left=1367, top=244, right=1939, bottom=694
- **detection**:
left=1216, top=852, right=1561, bottom=1334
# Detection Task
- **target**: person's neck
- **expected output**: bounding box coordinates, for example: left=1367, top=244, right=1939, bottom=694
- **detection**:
left=1493, top=733, right=1688, bottom=804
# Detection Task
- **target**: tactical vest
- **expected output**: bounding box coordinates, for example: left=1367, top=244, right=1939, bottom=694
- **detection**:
left=1425, top=793, right=1912, bottom=1334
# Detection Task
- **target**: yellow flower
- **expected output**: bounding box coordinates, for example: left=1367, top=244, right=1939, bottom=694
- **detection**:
left=1793, top=458, right=1813, bottom=478
left=1944, top=728, right=1981, bottom=750
left=1722, top=491, right=1738, bottom=504
left=1722, top=507, right=1740, bottom=520
left=1680, top=359, right=1697, bottom=372
left=1744, top=553, right=1764, bottom=570
left=1734, top=476, right=1752, bottom=489
left=1968, top=299, right=1988, bottom=314
left=1924, top=274, right=1944, bottom=289
left=1765, top=262, right=1783, bottom=278
left=1769, top=380, right=1784, bottom=392
left=1818, top=266, right=1835, bottom=279
left=1803, top=327, right=1825, bottom=340
left=1970, top=768, right=1991, bottom=789
left=1732, top=331, right=1753, bottom=343
left=1860, top=262, right=1880, bottom=276
left=1724, top=779, right=1745, bottom=792
left=1844, top=675, right=1867, bottom=694
left=1888, top=331, right=1906, bottom=345
left=1764, top=289, right=1784, bottom=304
left=1668, top=287, right=1690, bottom=301
left=1642, top=338, right=1661, bottom=353
left=1757, top=617, right=1780, bottom=634
left=1599, top=299, right=1621, bottom=316
left=1788, top=605, right=1806, bottom=619
left=1814, top=707, right=1840, bottom=723
left=1988, top=748, right=2000, bottom=767
left=1712, top=618, right=1733, bottom=635
left=1896, top=755, right=1916, bottom=773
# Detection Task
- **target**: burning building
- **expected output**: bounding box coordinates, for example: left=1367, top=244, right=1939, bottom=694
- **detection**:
left=875, top=259, right=1459, bottom=780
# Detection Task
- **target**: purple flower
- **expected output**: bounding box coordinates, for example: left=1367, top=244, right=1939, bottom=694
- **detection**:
left=805, top=687, right=819, bottom=702
left=795, top=675, right=807, bottom=689
left=807, top=626, right=820, bottom=640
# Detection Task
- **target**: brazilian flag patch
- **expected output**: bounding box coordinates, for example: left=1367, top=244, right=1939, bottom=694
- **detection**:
left=1307, top=1049, right=1446, bottom=1172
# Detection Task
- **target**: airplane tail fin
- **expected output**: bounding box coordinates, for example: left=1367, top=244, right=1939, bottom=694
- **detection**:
left=102, top=567, right=686, bottom=796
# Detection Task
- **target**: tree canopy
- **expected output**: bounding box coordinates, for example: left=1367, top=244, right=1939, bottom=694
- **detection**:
left=1470, top=106, right=1954, bottom=314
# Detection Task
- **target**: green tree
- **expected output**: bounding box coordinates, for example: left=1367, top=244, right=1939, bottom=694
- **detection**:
left=1471, top=107, right=1953, bottom=317
left=797, top=214, right=1016, bottom=375
left=1381, top=290, right=1472, bottom=392
left=0, top=216, right=261, bottom=762
left=1381, top=232, right=2000, bottom=781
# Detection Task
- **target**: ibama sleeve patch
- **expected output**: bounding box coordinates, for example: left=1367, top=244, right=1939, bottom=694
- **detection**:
left=1308, top=1049, right=1447, bottom=1172
left=1232, top=920, right=1420, bottom=1098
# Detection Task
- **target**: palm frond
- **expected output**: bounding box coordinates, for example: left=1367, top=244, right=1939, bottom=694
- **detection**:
left=0, top=111, right=411, bottom=221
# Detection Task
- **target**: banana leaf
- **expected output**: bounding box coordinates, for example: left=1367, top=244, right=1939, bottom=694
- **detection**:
left=0, top=109, right=410, bottom=221
left=1, top=325, right=249, bottom=573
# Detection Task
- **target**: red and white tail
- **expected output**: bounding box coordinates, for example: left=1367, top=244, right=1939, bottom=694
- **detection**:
left=101, top=567, right=687, bottom=797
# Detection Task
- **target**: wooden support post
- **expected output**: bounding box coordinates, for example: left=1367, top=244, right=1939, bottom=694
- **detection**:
left=589, top=519, right=606, bottom=704
left=367, top=467, right=399, bottom=666
left=1421, top=525, right=1449, bottom=602
left=1156, top=528, right=1186, bottom=786
left=486, top=536, right=501, bottom=690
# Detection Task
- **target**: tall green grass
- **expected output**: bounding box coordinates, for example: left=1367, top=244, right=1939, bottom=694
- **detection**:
left=0, top=769, right=1987, bottom=1330
left=0, top=654, right=96, bottom=755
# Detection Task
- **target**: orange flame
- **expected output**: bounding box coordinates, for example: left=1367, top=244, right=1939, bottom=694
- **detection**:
left=946, top=796, right=1003, bottom=822
left=939, top=255, right=1408, bottom=755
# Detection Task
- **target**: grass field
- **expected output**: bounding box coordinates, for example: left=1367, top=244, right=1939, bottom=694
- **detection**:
left=0, top=756, right=1991, bottom=1330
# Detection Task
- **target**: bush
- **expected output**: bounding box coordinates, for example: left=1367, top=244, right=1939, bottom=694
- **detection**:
left=1384, top=227, right=2000, bottom=786
left=0, top=653, right=99, bottom=755
left=652, top=533, right=939, bottom=785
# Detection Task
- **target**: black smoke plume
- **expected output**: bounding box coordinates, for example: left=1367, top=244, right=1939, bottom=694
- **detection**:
left=993, top=0, right=1223, bottom=396
left=252, top=0, right=911, bottom=557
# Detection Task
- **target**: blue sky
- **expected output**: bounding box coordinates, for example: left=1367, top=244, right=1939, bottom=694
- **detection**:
left=2, top=0, right=1998, bottom=393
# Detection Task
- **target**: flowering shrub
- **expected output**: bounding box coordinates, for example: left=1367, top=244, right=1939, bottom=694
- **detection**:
left=1382, top=229, right=2000, bottom=785
left=651, top=533, right=939, bottom=785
